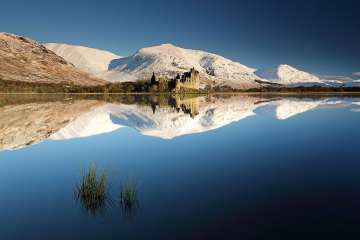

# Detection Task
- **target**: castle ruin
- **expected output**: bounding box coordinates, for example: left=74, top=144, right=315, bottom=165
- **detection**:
left=174, top=67, right=200, bottom=91
left=150, top=68, right=200, bottom=92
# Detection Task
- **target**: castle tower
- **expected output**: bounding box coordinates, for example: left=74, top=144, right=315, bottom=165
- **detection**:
left=150, top=72, right=156, bottom=85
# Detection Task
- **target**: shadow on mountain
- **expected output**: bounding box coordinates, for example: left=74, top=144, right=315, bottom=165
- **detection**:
left=108, top=57, right=124, bottom=70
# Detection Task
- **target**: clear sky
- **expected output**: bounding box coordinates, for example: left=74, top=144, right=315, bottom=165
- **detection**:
left=1, top=0, right=359, bottom=75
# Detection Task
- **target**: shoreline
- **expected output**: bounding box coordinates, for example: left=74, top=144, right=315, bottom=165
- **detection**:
left=1, top=91, right=360, bottom=95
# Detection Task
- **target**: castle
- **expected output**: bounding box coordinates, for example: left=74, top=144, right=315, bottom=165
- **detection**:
left=174, top=68, right=200, bottom=91
left=150, top=68, right=200, bottom=92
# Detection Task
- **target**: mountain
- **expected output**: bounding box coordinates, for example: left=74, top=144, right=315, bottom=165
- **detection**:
left=44, top=43, right=121, bottom=76
left=3, top=32, right=355, bottom=90
left=344, top=80, right=360, bottom=87
left=0, top=33, right=107, bottom=86
left=41, top=41, right=357, bottom=89
left=102, top=43, right=261, bottom=89
left=254, top=64, right=325, bottom=86
left=353, top=72, right=360, bottom=77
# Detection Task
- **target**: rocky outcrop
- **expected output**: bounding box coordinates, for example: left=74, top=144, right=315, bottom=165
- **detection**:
left=0, top=33, right=107, bottom=86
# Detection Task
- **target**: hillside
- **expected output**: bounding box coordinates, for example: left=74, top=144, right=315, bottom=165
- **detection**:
left=0, top=33, right=107, bottom=86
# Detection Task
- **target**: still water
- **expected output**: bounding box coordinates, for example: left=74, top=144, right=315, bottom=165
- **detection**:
left=1, top=93, right=360, bottom=239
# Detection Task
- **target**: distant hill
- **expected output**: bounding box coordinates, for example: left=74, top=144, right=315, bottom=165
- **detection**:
left=254, top=64, right=325, bottom=86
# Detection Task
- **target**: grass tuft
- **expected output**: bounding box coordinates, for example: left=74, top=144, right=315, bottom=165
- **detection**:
left=76, top=165, right=107, bottom=214
left=120, top=179, right=138, bottom=211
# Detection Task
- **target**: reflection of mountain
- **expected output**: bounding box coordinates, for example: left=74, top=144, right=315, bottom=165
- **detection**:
left=107, top=95, right=261, bottom=139
left=1, top=94, right=360, bottom=150
left=259, top=98, right=330, bottom=120
left=0, top=99, right=103, bottom=150
left=50, top=95, right=360, bottom=140
left=51, top=104, right=122, bottom=140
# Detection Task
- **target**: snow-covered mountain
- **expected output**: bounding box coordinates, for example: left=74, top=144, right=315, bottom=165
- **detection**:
left=317, top=75, right=354, bottom=83
left=254, top=64, right=360, bottom=87
left=42, top=40, right=360, bottom=89
left=102, top=43, right=261, bottom=89
left=42, top=40, right=358, bottom=89
left=344, top=80, right=360, bottom=87
left=44, top=43, right=121, bottom=76
left=353, top=72, right=360, bottom=77
left=254, top=64, right=327, bottom=86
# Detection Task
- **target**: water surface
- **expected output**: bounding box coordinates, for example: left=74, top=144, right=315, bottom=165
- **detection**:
left=1, top=93, right=360, bottom=239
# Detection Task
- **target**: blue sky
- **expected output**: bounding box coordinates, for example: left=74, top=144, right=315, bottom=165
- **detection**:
left=1, top=0, right=359, bottom=75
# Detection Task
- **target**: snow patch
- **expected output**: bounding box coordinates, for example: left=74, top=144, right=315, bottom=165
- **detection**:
left=45, top=43, right=121, bottom=76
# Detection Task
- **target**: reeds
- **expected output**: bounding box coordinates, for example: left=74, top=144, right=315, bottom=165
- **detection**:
left=120, top=179, right=138, bottom=212
left=76, top=165, right=107, bottom=214
left=75, top=165, right=139, bottom=216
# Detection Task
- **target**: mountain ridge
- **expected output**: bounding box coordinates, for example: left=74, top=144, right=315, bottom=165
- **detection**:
left=48, top=41, right=355, bottom=89
left=1, top=32, right=357, bottom=90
